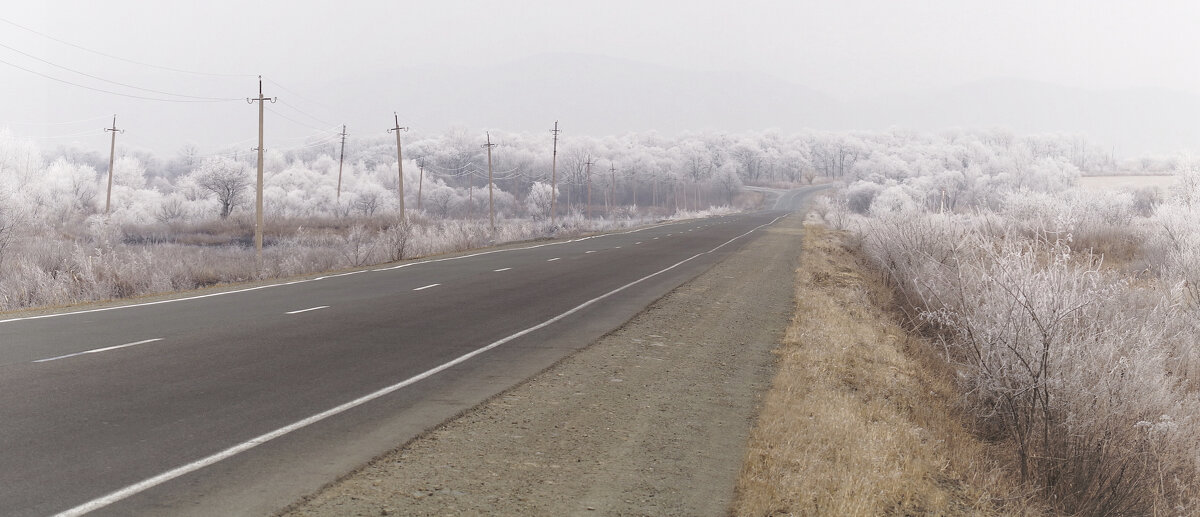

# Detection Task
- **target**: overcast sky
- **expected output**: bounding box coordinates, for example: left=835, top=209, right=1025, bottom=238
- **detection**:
left=3, top=0, right=1199, bottom=155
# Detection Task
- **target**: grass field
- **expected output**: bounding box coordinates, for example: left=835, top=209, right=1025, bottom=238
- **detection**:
left=734, top=223, right=1032, bottom=516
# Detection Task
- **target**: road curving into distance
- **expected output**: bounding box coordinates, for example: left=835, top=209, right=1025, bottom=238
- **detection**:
left=1, top=187, right=823, bottom=517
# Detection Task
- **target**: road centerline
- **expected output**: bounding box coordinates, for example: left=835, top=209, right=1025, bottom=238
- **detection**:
left=33, top=338, right=165, bottom=364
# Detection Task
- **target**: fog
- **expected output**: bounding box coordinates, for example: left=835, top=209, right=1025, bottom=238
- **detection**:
left=3, top=1, right=1199, bottom=156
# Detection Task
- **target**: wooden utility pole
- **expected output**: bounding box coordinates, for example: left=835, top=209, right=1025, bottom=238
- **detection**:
left=336, top=124, right=347, bottom=202
left=483, top=132, right=496, bottom=230
left=103, top=114, right=122, bottom=214
left=609, top=162, right=616, bottom=216
left=388, top=113, right=409, bottom=219
left=417, top=158, right=425, bottom=211
left=653, top=175, right=658, bottom=208
left=247, top=76, right=275, bottom=265
left=585, top=156, right=594, bottom=221
left=631, top=168, right=637, bottom=208
left=550, top=121, right=560, bottom=226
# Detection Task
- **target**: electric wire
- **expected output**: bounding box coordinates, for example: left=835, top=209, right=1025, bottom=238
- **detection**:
left=2, top=114, right=111, bottom=126
left=0, top=40, right=240, bottom=100
left=0, top=15, right=254, bottom=78
left=264, top=106, right=340, bottom=134
left=0, top=56, right=240, bottom=103
left=22, top=128, right=101, bottom=140
left=263, top=78, right=341, bottom=113
left=274, top=99, right=337, bottom=128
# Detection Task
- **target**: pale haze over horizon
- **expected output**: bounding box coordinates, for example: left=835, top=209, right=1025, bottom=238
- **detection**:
left=3, top=0, right=1199, bottom=158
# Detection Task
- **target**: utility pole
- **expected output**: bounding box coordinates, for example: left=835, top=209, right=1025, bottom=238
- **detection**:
left=550, top=121, right=560, bottom=227
left=483, top=132, right=496, bottom=231
left=336, top=124, right=347, bottom=203
left=585, top=156, right=594, bottom=221
left=247, top=76, right=276, bottom=265
left=388, top=113, right=409, bottom=219
left=103, top=114, right=122, bottom=214
left=417, top=158, right=425, bottom=211
left=652, top=174, right=658, bottom=208
left=631, top=168, right=637, bottom=208
left=609, top=162, right=616, bottom=216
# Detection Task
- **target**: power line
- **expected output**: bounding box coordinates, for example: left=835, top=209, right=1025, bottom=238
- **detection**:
left=263, top=78, right=341, bottom=113
left=274, top=99, right=337, bottom=128
left=2, top=114, right=111, bottom=127
left=15, top=128, right=100, bottom=140
left=0, top=15, right=254, bottom=78
left=264, top=106, right=341, bottom=134
left=0, top=56, right=240, bottom=103
left=0, top=41, right=240, bottom=100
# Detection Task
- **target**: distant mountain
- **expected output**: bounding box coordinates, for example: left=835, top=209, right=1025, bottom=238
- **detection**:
left=320, top=54, right=1200, bottom=156
left=324, top=52, right=841, bottom=136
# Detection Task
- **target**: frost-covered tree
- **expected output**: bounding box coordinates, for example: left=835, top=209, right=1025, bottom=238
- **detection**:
left=526, top=181, right=556, bottom=220
left=193, top=156, right=251, bottom=219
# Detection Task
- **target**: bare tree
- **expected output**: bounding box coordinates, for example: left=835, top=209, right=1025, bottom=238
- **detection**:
left=195, top=157, right=251, bottom=219
left=730, top=143, right=763, bottom=183
left=354, top=191, right=381, bottom=216
left=155, top=196, right=188, bottom=224
left=714, top=166, right=743, bottom=205
left=382, top=216, right=414, bottom=262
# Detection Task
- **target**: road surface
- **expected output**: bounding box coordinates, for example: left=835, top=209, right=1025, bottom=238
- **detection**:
left=1, top=188, right=818, bottom=517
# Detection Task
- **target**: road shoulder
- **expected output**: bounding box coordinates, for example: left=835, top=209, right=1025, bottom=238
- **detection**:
left=279, top=212, right=805, bottom=516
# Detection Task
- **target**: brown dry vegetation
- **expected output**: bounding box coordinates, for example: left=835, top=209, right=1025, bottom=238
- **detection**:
left=735, top=223, right=1031, bottom=516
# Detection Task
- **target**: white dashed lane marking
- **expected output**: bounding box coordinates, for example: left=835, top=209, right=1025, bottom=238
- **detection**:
left=33, top=338, right=164, bottom=364
left=285, top=306, right=329, bottom=315
left=413, top=284, right=441, bottom=291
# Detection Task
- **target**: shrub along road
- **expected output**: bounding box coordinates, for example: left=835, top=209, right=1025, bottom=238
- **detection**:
left=0, top=188, right=819, bottom=517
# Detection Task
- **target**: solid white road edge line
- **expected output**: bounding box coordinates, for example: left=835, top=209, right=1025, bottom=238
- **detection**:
left=52, top=213, right=786, bottom=517
left=33, top=338, right=164, bottom=364
left=413, top=284, right=440, bottom=291
left=285, top=306, right=329, bottom=315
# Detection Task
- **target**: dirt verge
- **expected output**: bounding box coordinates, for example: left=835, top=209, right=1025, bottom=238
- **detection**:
left=279, top=213, right=806, bottom=517
left=734, top=224, right=1014, bottom=516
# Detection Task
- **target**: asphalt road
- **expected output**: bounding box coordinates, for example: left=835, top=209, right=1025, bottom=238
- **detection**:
left=1, top=188, right=818, bottom=517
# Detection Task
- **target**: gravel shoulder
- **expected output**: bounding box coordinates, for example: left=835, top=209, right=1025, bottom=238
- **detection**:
left=279, top=212, right=805, bottom=517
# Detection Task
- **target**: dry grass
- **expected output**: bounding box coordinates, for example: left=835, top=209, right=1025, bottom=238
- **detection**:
left=735, top=223, right=1031, bottom=516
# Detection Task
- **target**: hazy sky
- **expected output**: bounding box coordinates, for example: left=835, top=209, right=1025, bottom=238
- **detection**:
left=3, top=0, right=1199, bottom=155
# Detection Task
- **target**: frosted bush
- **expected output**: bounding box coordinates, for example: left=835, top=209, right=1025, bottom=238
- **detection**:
left=842, top=180, right=883, bottom=214
left=855, top=198, right=1200, bottom=514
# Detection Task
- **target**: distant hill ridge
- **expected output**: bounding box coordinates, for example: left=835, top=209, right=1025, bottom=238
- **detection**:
left=322, top=52, right=1200, bottom=156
